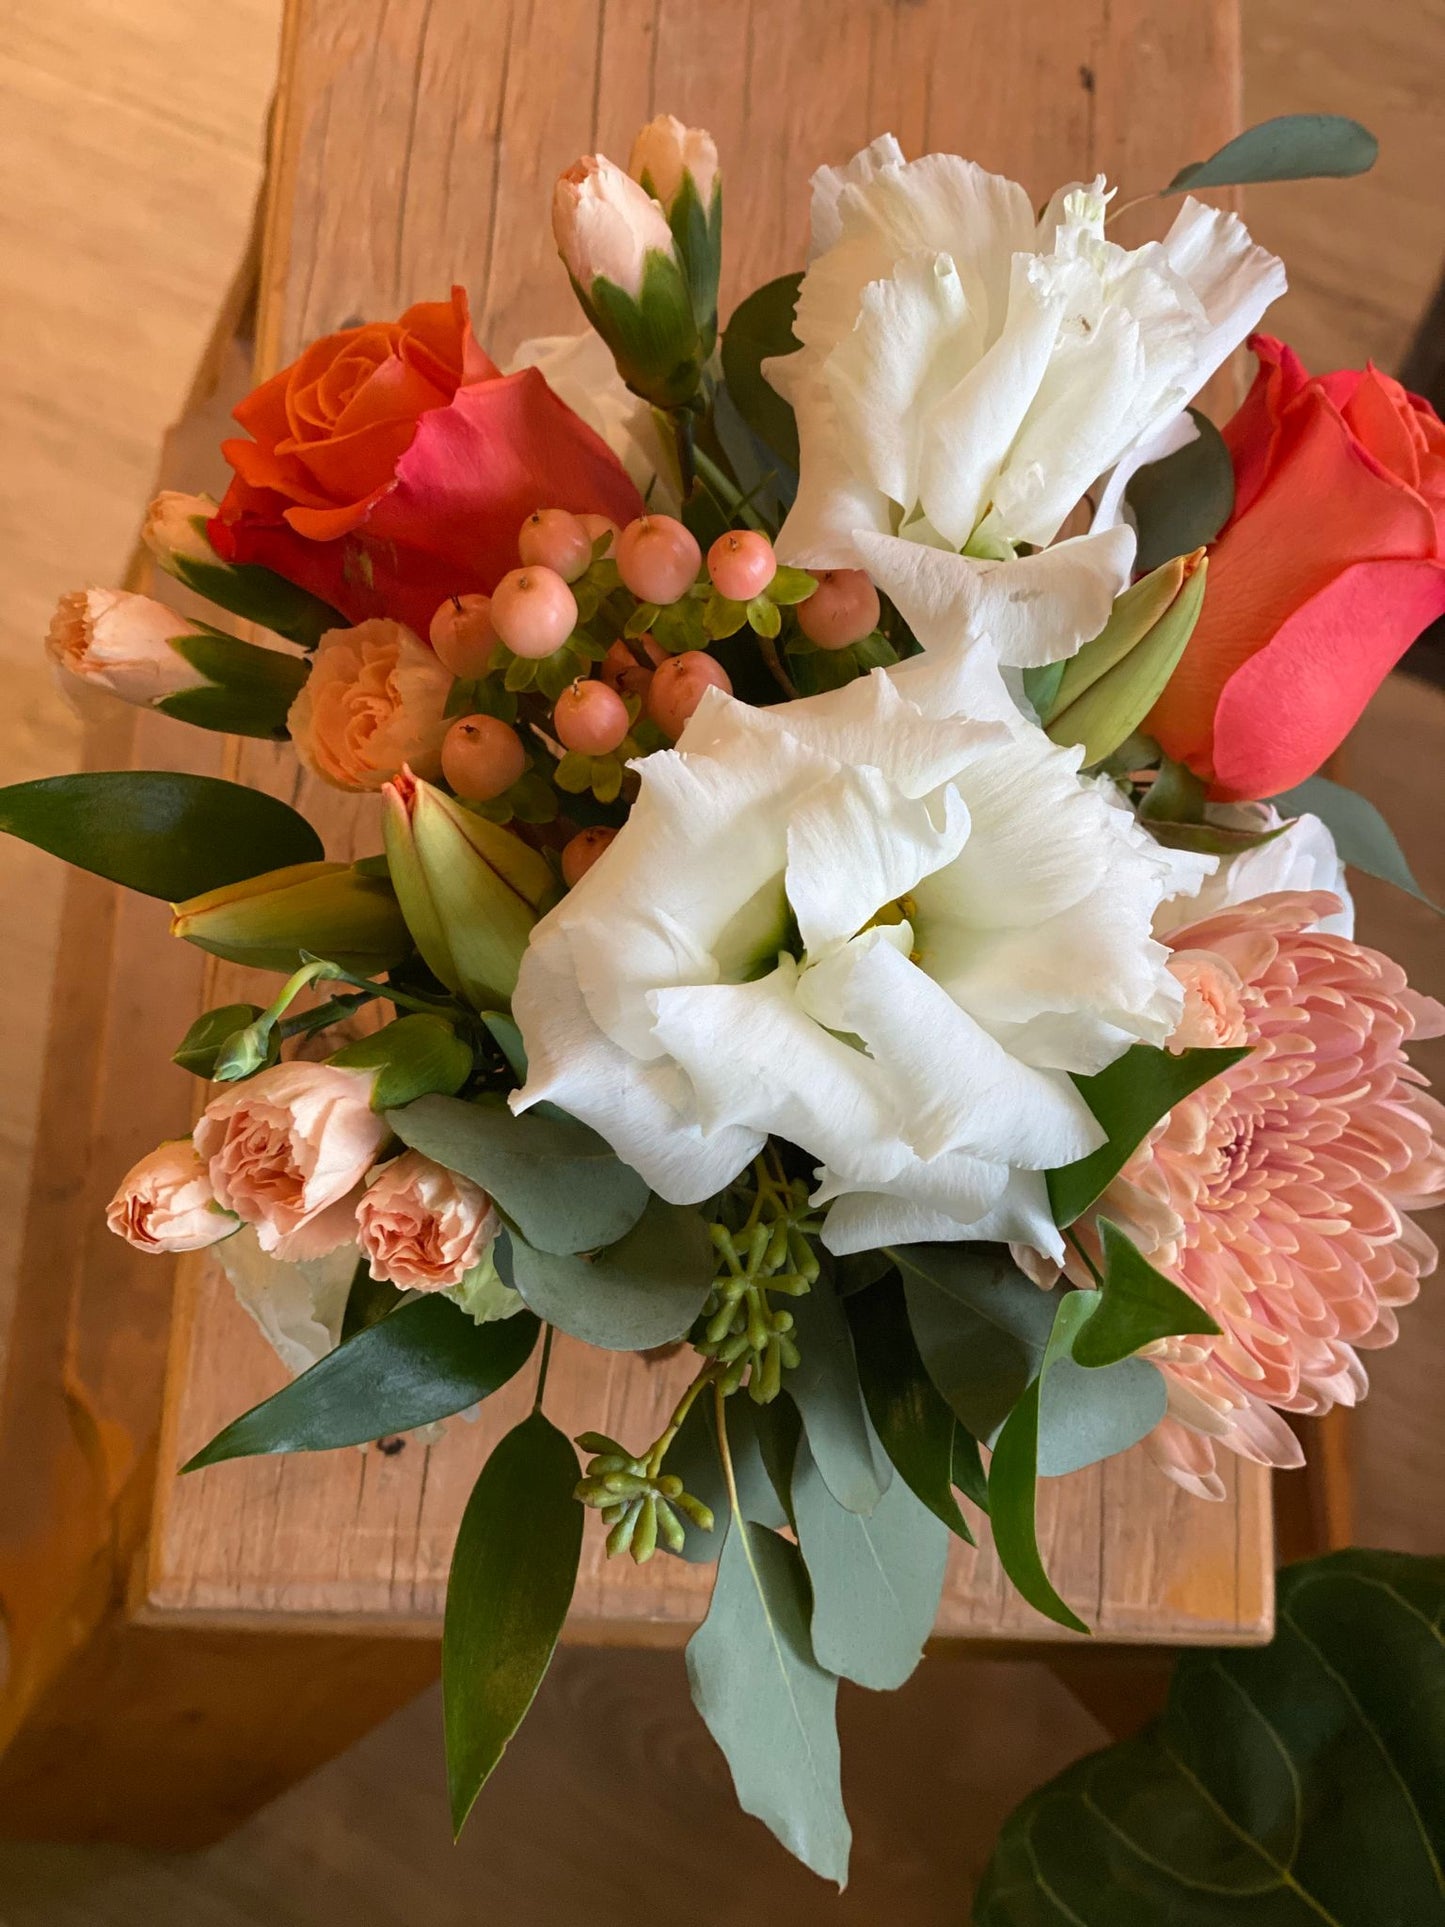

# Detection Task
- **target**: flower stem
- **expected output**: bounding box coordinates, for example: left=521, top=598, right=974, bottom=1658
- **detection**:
left=533, top=1322, right=556, bottom=1413
left=755, top=631, right=798, bottom=699
left=713, top=1380, right=741, bottom=1518
left=692, top=446, right=769, bottom=535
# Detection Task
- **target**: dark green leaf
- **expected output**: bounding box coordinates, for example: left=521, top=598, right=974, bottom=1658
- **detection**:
left=497, top=1197, right=715, bottom=1351
left=686, top=1519, right=851, bottom=1885
left=1271, top=772, right=1442, bottom=914
left=1072, top=1220, right=1219, bottom=1368
left=720, top=274, right=802, bottom=471
left=1048, top=1044, right=1249, bottom=1227
left=951, top=1426, right=989, bottom=1513
left=892, top=1243, right=1056, bottom=1445
left=181, top=1295, right=539, bottom=1468
left=387, top=1093, right=649, bottom=1256
left=339, top=1262, right=404, bottom=1342
left=1126, top=409, right=1235, bottom=573
left=976, top=1548, right=1445, bottom=1925
left=792, top=1432, right=949, bottom=1692
left=847, top=1274, right=974, bottom=1541
left=1146, top=817, right=1290, bottom=857
left=1166, top=113, right=1379, bottom=192
left=444, top=1412, right=582, bottom=1832
left=172, top=1001, right=264, bottom=1078
left=787, top=1272, right=890, bottom=1514
left=0, top=771, right=324, bottom=900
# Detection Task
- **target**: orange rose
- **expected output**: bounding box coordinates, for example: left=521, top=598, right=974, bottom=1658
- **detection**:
left=211, top=287, right=643, bottom=635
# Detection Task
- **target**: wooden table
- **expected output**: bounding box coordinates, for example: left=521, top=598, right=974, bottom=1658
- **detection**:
left=0, top=0, right=1272, bottom=1849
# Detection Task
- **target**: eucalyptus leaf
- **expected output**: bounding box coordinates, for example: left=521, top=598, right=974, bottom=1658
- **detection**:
left=720, top=273, right=802, bottom=470
left=847, top=1274, right=974, bottom=1541
left=497, top=1197, right=714, bottom=1351
left=892, top=1243, right=1056, bottom=1445
left=1166, top=112, right=1379, bottom=193
left=792, top=1433, right=950, bottom=1692
left=686, top=1519, right=851, bottom=1886
left=0, top=771, right=324, bottom=900
left=443, top=1412, right=582, bottom=1833
left=1125, top=409, right=1235, bottom=574
left=1048, top=1044, right=1249, bottom=1227
left=1072, top=1220, right=1219, bottom=1368
left=787, top=1272, right=890, bottom=1515
left=181, top=1295, right=540, bottom=1468
left=976, top=1548, right=1445, bottom=1924
left=387, top=1093, right=649, bottom=1256
left=1034, top=1345, right=1166, bottom=1477
left=1271, top=772, right=1442, bottom=914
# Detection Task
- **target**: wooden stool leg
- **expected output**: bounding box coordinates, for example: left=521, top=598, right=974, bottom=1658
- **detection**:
left=1040, top=1653, right=1174, bottom=1742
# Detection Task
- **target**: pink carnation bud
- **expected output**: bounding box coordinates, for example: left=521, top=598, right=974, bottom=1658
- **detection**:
left=46, top=588, right=210, bottom=707
left=106, top=1139, right=238, bottom=1255
left=552, top=154, right=676, bottom=301
left=627, top=114, right=719, bottom=213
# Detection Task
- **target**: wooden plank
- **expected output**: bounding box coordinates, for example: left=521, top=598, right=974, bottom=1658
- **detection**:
left=0, top=0, right=1265, bottom=1848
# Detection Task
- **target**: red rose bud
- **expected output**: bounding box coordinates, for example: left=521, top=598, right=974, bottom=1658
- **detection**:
left=1148, top=335, right=1445, bottom=800
left=552, top=156, right=703, bottom=409
left=628, top=116, right=721, bottom=356
left=46, top=588, right=308, bottom=738
left=382, top=770, right=558, bottom=1009
left=210, top=287, right=642, bottom=636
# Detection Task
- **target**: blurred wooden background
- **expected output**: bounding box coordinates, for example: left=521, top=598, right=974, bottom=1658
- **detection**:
left=0, top=0, right=1441, bottom=1919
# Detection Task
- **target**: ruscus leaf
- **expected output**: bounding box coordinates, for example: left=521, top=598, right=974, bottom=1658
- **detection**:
left=1071, top=1220, right=1219, bottom=1368
left=444, top=1412, right=582, bottom=1833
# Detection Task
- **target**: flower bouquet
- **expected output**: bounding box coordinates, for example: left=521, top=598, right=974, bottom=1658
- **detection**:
left=7, top=108, right=1444, bottom=1882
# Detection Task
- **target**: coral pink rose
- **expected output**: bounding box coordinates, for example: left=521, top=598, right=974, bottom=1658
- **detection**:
left=210, top=287, right=643, bottom=635
left=355, top=1149, right=499, bottom=1292
left=194, top=1062, right=389, bottom=1261
left=288, top=618, right=452, bottom=791
left=106, top=1140, right=238, bottom=1254
left=1149, top=335, right=1445, bottom=800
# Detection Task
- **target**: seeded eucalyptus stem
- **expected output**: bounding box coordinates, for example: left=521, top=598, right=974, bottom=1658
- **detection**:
left=644, top=1359, right=721, bottom=1477
left=713, top=1379, right=742, bottom=1519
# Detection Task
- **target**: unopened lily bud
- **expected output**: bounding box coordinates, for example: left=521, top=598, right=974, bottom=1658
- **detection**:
left=628, top=116, right=721, bottom=356
left=170, top=860, right=412, bottom=975
left=47, top=589, right=212, bottom=707
left=382, top=770, right=559, bottom=1009
left=46, top=587, right=309, bottom=738
left=553, top=154, right=702, bottom=409
left=140, top=490, right=341, bottom=649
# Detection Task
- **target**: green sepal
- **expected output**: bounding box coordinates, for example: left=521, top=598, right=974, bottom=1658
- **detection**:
left=172, top=1002, right=266, bottom=1078
left=156, top=630, right=310, bottom=739
left=576, top=250, right=703, bottom=410
left=161, top=549, right=343, bottom=649
left=329, top=1012, right=473, bottom=1111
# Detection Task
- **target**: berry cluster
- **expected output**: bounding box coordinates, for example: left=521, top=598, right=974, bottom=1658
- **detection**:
left=424, top=509, right=888, bottom=889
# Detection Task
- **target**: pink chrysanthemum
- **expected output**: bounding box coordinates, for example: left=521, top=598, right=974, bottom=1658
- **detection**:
left=1068, top=889, right=1445, bottom=1500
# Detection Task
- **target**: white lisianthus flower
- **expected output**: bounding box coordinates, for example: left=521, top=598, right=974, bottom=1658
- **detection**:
left=1155, top=806, right=1353, bottom=938
left=769, top=135, right=1285, bottom=666
left=512, top=647, right=1212, bottom=1260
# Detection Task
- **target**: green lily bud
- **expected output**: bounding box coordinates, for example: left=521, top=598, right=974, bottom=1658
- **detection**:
left=382, top=770, right=558, bottom=1010
left=629, top=116, right=722, bottom=359
left=1044, top=550, right=1208, bottom=768
left=170, top=861, right=412, bottom=974
left=329, top=1013, right=472, bottom=1110
left=553, top=155, right=703, bottom=409
left=142, top=491, right=343, bottom=649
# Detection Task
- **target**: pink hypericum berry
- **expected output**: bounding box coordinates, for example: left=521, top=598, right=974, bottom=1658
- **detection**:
left=553, top=678, right=630, bottom=756
left=707, top=529, right=777, bottom=602
left=579, top=512, right=620, bottom=557
left=797, top=568, right=880, bottom=649
left=517, top=508, right=593, bottom=583
left=616, top=515, right=701, bottom=605
left=441, top=714, right=527, bottom=801
left=561, top=825, right=618, bottom=887
left=646, top=651, right=732, bottom=740
left=489, top=566, right=578, bottom=659
left=428, top=595, right=499, bottom=679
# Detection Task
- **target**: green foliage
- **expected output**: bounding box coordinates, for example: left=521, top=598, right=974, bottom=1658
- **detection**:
left=1048, top=1044, right=1250, bottom=1227
left=846, top=1273, right=975, bottom=1542
left=172, top=1002, right=264, bottom=1078
left=686, top=1517, right=851, bottom=1886
left=387, top=1093, right=649, bottom=1256
left=1125, top=409, right=1235, bottom=573
left=663, top=1387, right=795, bottom=1563
left=329, top=1013, right=473, bottom=1111
left=792, top=1431, right=950, bottom=1692
left=164, top=550, right=343, bottom=649
left=0, top=771, right=324, bottom=900
left=976, top=1548, right=1445, bottom=1923
left=1166, top=112, right=1379, bottom=193
left=444, top=1412, right=582, bottom=1833
left=496, top=1197, right=716, bottom=1351
left=892, top=1243, right=1055, bottom=1445
left=720, top=274, right=803, bottom=471
left=158, top=629, right=310, bottom=739
left=339, top=1263, right=404, bottom=1342
left=787, top=1270, right=891, bottom=1514
left=181, top=1295, right=540, bottom=1468
left=1072, top=1221, right=1220, bottom=1368
left=1273, top=772, right=1442, bottom=914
